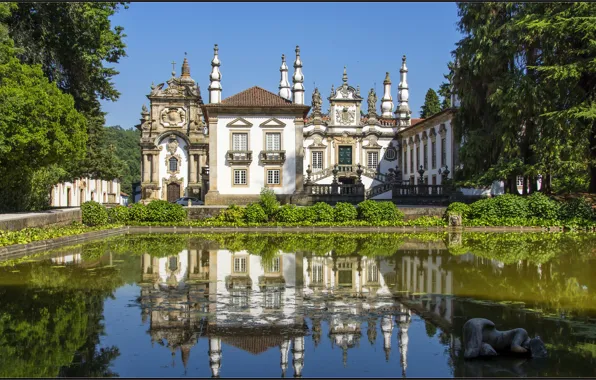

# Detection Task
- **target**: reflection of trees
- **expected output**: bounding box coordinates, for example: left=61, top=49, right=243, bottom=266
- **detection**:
left=0, top=262, right=123, bottom=377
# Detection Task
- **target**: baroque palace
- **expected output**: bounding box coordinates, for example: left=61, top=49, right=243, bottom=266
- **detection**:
left=136, top=44, right=461, bottom=205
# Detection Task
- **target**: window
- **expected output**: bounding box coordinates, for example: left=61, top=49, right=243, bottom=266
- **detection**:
left=367, top=151, right=379, bottom=170
left=432, top=175, right=437, bottom=185
left=416, top=146, right=420, bottom=170
left=367, top=263, right=379, bottom=282
left=265, top=132, right=281, bottom=151
left=312, top=151, right=323, bottom=170
left=403, top=149, right=407, bottom=174
left=266, top=169, right=280, bottom=185
left=232, top=133, right=248, bottom=151
left=265, top=257, right=280, bottom=273
left=410, top=148, right=414, bottom=173
left=423, top=144, right=428, bottom=170
left=234, top=257, right=247, bottom=273
left=233, top=169, right=247, bottom=185
left=169, top=157, right=178, bottom=172
left=517, top=176, right=524, bottom=186
left=441, top=137, right=447, bottom=167
left=312, top=264, right=323, bottom=283
left=431, top=141, right=437, bottom=169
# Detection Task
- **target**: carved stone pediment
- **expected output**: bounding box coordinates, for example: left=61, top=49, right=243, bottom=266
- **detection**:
left=260, top=118, right=286, bottom=128
left=363, top=135, right=382, bottom=149
left=308, top=135, right=327, bottom=149
left=226, top=117, right=253, bottom=128
left=334, top=132, right=354, bottom=145
left=329, top=84, right=363, bottom=102
left=160, top=107, right=187, bottom=127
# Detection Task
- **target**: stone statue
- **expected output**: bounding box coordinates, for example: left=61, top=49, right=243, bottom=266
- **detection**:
left=463, top=318, right=547, bottom=360
left=150, top=82, right=164, bottom=96
left=311, top=88, right=322, bottom=114
left=368, top=88, right=377, bottom=117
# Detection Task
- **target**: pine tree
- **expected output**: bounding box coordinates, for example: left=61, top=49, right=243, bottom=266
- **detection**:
left=420, top=88, right=441, bottom=118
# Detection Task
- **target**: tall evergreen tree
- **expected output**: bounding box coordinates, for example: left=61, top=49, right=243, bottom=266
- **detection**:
left=420, top=88, right=442, bottom=118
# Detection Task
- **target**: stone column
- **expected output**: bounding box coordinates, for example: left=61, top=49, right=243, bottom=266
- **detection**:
left=189, top=154, right=196, bottom=184
left=143, top=154, right=150, bottom=183
left=295, top=116, right=305, bottom=191
left=152, top=153, right=159, bottom=183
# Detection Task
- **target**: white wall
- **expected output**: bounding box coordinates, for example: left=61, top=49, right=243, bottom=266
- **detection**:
left=158, top=135, right=189, bottom=194
left=216, top=115, right=297, bottom=195
left=51, top=177, right=121, bottom=207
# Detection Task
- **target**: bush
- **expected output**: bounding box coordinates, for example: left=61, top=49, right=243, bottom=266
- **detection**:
left=275, top=204, right=305, bottom=223
left=357, top=200, right=403, bottom=223
left=81, top=201, right=108, bottom=227
left=218, top=204, right=245, bottom=223
left=244, top=203, right=268, bottom=223
left=445, top=202, right=470, bottom=220
left=559, top=197, right=594, bottom=220
left=493, top=194, right=530, bottom=218
left=334, top=202, right=358, bottom=222
left=311, top=202, right=335, bottom=223
left=129, top=202, right=148, bottom=222
left=259, top=188, right=280, bottom=221
left=302, top=206, right=319, bottom=223
left=107, top=205, right=130, bottom=223
left=468, top=198, right=499, bottom=220
left=145, top=200, right=187, bottom=222
left=377, top=201, right=404, bottom=222
left=527, top=193, right=560, bottom=220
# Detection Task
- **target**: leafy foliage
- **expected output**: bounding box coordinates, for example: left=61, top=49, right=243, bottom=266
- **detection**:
left=559, top=197, right=594, bottom=221
left=244, top=203, right=268, bottom=223
left=217, top=204, right=245, bottom=223
left=334, top=202, right=358, bottom=222
left=311, top=202, right=335, bottom=223
left=275, top=204, right=305, bottom=223
left=527, top=193, right=561, bottom=220
left=81, top=201, right=108, bottom=227
left=107, top=205, right=130, bottom=224
left=357, top=200, right=404, bottom=223
left=103, top=126, right=140, bottom=195
left=445, top=202, right=471, bottom=219
left=420, top=88, right=442, bottom=118
left=145, top=200, right=187, bottom=223
left=128, top=202, right=148, bottom=222
left=259, top=188, right=280, bottom=221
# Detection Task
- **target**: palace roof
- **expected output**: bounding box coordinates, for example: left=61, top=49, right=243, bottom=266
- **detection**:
left=219, top=86, right=306, bottom=108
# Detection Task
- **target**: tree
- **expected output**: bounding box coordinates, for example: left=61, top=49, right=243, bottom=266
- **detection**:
left=6, top=2, right=128, bottom=181
left=104, top=125, right=141, bottom=195
left=420, top=88, right=442, bottom=118
left=438, top=61, right=455, bottom=110
left=0, top=5, right=88, bottom=211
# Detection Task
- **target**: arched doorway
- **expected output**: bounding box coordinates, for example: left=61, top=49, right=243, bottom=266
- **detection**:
left=167, top=183, right=180, bottom=203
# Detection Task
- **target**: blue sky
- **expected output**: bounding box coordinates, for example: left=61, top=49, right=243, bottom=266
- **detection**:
left=101, top=2, right=461, bottom=129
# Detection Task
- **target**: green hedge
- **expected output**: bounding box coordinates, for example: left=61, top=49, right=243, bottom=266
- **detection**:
left=81, top=201, right=108, bottom=226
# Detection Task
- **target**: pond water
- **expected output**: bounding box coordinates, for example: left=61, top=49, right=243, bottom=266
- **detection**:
left=1, top=232, right=596, bottom=378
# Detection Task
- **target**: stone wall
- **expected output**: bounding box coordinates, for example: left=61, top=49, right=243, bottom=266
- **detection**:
left=0, top=208, right=82, bottom=231
left=399, top=206, right=446, bottom=221
left=187, top=206, right=228, bottom=220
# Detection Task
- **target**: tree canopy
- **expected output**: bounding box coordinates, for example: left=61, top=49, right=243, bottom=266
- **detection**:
left=451, top=2, right=596, bottom=194
left=420, top=88, right=442, bottom=118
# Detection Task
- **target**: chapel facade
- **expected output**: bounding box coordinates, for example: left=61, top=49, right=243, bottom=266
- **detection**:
left=135, top=45, right=462, bottom=205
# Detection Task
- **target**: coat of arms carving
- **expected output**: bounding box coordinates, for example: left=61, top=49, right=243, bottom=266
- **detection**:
left=336, top=107, right=355, bottom=126
left=166, top=135, right=179, bottom=155
left=160, top=107, right=186, bottom=127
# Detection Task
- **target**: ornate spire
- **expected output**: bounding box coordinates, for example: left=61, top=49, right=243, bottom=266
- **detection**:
left=180, top=54, right=195, bottom=85
left=381, top=72, right=394, bottom=118
left=396, top=55, right=411, bottom=128
left=381, top=315, right=393, bottom=362
left=292, top=45, right=305, bottom=105
left=280, top=340, right=291, bottom=377
left=209, top=44, right=222, bottom=104
left=292, top=336, right=305, bottom=377
left=342, top=66, right=348, bottom=84
left=278, top=54, right=292, bottom=101
left=209, top=338, right=222, bottom=378
left=330, top=84, right=335, bottom=98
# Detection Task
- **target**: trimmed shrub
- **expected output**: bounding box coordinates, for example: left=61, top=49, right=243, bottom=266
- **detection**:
left=559, top=197, right=594, bottom=220
left=493, top=194, right=530, bottom=218
left=145, top=200, right=187, bottom=222
left=129, top=202, right=148, bottom=222
left=468, top=198, right=499, bottom=220
left=302, top=206, right=319, bottom=223
left=311, top=202, right=335, bottom=223
left=107, top=205, right=130, bottom=223
left=275, top=204, right=305, bottom=223
left=527, top=193, right=560, bottom=220
left=357, top=200, right=403, bottom=223
left=377, top=201, right=404, bottom=222
left=334, top=202, right=358, bottom=222
left=259, top=188, right=280, bottom=221
left=244, top=203, right=268, bottom=223
left=218, top=204, right=245, bottom=223
left=81, top=201, right=108, bottom=227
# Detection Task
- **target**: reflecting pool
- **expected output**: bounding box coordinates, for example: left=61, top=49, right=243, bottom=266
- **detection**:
left=1, top=232, right=596, bottom=377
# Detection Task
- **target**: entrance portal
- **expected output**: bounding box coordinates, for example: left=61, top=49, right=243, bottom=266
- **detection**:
left=338, top=146, right=352, bottom=165
left=167, top=183, right=180, bottom=203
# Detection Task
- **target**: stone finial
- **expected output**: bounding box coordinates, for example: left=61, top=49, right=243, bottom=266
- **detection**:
left=342, top=66, right=348, bottom=84
left=141, top=104, right=148, bottom=114
left=209, top=44, right=222, bottom=103
left=278, top=54, right=292, bottom=101
left=292, top=45, right=305, bottom=105
left=396, top=54, right=411, bottom=128
left=381, top=72, right=394, bottom=118
left=181, top=57, right=190, bottom=77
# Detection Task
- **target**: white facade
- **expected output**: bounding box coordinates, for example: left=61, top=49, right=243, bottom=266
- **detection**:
left=50, top=177, right=122, bottom=207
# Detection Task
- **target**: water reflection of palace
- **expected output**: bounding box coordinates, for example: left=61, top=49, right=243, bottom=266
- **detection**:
left=136, top=247, right=458, bottom=377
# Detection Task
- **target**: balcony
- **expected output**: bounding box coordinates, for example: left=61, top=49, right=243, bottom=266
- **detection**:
left=226, top=150, right=253, bottom=165
left=259, top=150, right=286, bottom=165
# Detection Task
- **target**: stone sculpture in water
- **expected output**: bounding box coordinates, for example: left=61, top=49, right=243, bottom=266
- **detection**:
left=463, top=318, right=548, bottom=359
